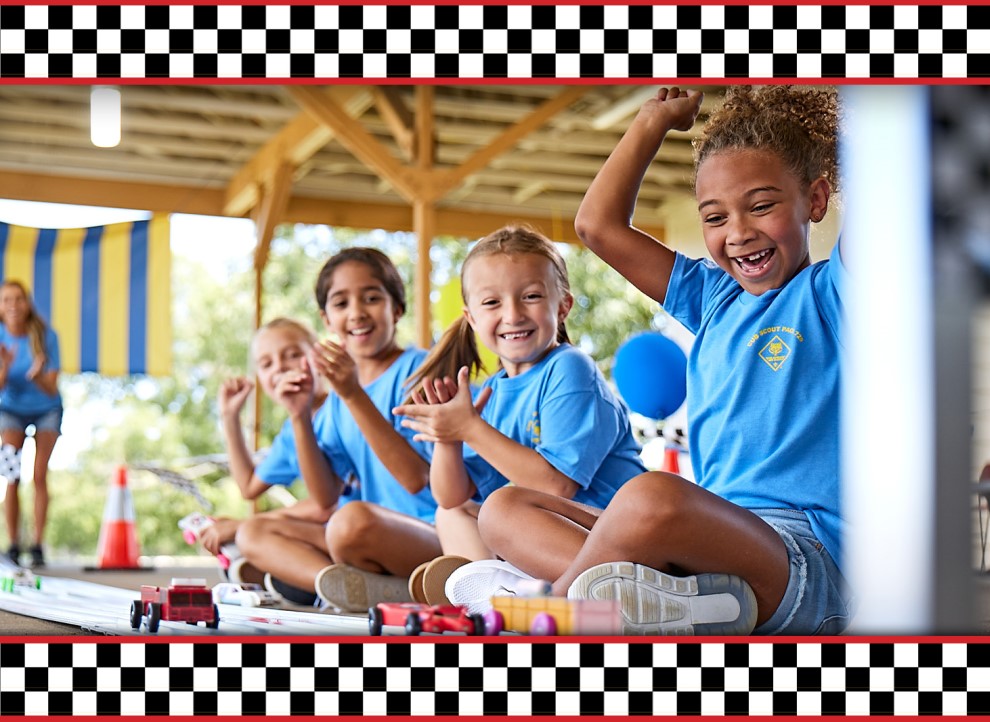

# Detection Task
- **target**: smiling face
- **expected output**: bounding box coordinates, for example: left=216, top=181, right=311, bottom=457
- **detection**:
left=319, top=260, right=401, bottom=362
left=696, top=148, right=829, bottom=296
left=0, top=283, right=30, bottom=331
left=251, top=326, right=310, bottom=400
left=462, top=252, right=573, bottom=377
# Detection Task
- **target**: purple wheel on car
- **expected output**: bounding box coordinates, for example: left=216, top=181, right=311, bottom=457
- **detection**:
left=483, top=609, right=504, bottom=636
left=530, top=612, right=557, bottom=636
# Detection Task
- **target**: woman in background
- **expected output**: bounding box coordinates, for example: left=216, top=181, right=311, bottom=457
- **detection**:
left=0, top=280, right=62, bottom=568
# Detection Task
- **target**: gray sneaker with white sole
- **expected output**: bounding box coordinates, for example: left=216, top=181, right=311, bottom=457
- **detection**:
left=567, top=561, right=758, bottom=636
left=315, top=563, right=412, bottom=613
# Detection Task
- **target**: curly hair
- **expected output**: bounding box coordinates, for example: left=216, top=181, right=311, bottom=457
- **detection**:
left=694, top=85, right=841, bottom=194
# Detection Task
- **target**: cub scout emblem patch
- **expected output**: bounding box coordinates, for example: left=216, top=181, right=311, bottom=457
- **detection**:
left=759, top=335, right=791, bottom=372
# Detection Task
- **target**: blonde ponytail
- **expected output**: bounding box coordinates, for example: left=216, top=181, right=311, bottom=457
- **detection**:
left=404, top=316, right=486, bottom=401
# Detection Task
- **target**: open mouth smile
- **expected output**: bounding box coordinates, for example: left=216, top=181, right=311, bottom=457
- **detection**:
left=500, top=330, right=534, bottom=341
left=733, top=248, right=774, bottom=275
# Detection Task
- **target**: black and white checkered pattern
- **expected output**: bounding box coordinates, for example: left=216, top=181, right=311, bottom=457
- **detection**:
left=2, top=639, right=990, bottom=716
left=0, top=444, right=20, bottom=482
left=0, top=4, right=988, bottom=80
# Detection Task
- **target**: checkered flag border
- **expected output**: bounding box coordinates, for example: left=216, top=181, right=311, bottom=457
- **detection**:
left=1, top=638, right=989, bottom=716
left=0, top=4, right=988, bottom=80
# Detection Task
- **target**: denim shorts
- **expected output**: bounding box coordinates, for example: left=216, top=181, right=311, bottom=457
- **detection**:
left=0, top=407, right=63, bottom=435
left=752, top=507, right=855, bottom=635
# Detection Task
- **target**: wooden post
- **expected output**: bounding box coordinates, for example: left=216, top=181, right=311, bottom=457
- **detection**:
left=413, top=200, right=435, bottom=349
left=414, top=87, right=436, bottom=349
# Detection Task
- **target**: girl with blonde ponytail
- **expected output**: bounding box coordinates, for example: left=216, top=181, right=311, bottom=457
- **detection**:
left=395, top=225, right=645, bottom=611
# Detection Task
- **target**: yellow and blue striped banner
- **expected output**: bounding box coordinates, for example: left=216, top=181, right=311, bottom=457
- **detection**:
left=0, top=216, right=172, bottom=376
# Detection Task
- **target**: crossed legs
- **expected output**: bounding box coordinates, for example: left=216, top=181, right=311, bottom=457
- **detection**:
left=480, top=472, right=789, bottom=627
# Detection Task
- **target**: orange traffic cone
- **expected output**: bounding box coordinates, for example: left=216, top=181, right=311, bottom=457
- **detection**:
left=94, top=466, right=141, bottom=569
left=661, top=445, right=681, bottom=474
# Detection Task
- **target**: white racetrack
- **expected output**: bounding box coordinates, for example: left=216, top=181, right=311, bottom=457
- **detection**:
left=0, top=569, right=379, bottom=636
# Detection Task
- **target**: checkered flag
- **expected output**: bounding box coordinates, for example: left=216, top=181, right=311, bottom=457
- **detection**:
left=0, top=444, right=21, bottom=483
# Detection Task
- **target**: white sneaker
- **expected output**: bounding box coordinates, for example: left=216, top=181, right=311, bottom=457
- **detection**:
left=444, top=560, right=551, bottom=615
left=226, top=555, right=262, bottom=585
left=566, top=561, right=758, bottom=636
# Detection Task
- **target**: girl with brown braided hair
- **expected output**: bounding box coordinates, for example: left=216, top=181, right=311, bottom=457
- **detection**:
left=548, top=85, right=853, bottom=635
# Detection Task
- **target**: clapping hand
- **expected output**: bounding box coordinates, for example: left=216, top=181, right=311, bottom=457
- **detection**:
left=394, top=366, right=492, bottom=444
left=272, top=357, right=315, bottom=419
left=310, top=336, right=360, bottom=399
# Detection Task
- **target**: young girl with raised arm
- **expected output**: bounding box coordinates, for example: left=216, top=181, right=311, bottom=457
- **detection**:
left=235, top=248, right=441, bottom=612
left=546, top=85, right=852, bottom=635
left=206, top=317, right=336, bottom=589
left=395, top=226, right=647, bottom=612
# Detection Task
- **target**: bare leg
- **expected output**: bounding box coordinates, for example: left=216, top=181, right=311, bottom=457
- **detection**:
left=326, top=501, right=442, bottom=577
left=31, top=431, right=58, bottom=547
left=550, top=472, right=789, bottom=627
left=478, top=485, right=601, bottom=581
left=276, top=497, right=335, bottom=524
left=3, top=481, right=17, bottom=548
left=1, top=430, right=25, bottom=547
left=435, top=502, right=493, bottom=561
left=235, top=515, right=331, bottom=591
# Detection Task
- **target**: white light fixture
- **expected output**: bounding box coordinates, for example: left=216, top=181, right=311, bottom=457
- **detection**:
left=90, top=86, right=121, bottom=148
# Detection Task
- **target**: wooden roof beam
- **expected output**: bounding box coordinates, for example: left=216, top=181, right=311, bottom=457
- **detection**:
left=252, top=161, right=294, bottom=272
left=0, top=169, right=669, bottom=246
left=416, top=86, right=435, bottom=171
left=289, top=85, right=419, bottom=203
left=373, top=87, right=416, bottom=162
left=429, top=86, right=591, bottom=201
left=224, top=86, right=373, bottom=217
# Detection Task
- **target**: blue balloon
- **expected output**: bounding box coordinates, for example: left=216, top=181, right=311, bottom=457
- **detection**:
left=612, top=332, right=687, bottom=420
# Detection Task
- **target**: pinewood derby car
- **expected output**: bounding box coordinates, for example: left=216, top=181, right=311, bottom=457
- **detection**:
left=486, top=596, right=622, bottom=636
left=1, top=567, right=40, bottom=592
left=368, top=602, right=486, bottom=636
left=212, top=582, right=281, bottom=607
left=130, top=578, right=220, bottom=633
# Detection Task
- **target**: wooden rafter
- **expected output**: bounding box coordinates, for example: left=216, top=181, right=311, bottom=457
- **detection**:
left=224, top=86, right=373, bottom=217
left=413, top=86, right=436, bottom=348
left=252, top=162, right=294, bottom=272
left=415, top=86, right=435, bottom=171
left=288, top=86, right=419, bottom=202
left=373, top=87, right=416, bottom=162
left=428, top=86, right=591, bottom=201
left=0, top=168, right=673, bottom=246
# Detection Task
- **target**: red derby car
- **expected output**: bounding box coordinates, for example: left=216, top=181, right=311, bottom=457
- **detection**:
left=131, top=578, right=220, bottom=633
left=369, top=602, right=486, bottom=636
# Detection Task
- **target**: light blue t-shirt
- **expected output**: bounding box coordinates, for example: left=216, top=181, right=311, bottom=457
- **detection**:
left=254, top=404, right=355, bottom=506
left=464, top=344, right=646, bottom=508
left=0, top=326, right=62, bottom=415
left=254, top=417, right=303, bottom=487
left=314, top=347, right=437, bottom=523
left=664, top=243, right=847, bottom=567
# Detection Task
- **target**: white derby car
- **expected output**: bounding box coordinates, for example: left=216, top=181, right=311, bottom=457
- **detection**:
left=211, top=582, right=281, bottom=607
